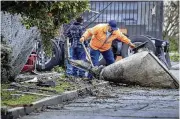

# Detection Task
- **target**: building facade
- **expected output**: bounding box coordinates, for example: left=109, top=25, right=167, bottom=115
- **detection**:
left=83, top=1, right=163, bottom=39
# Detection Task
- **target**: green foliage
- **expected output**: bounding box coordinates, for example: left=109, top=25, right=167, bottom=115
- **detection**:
left=1, top=84, right=40, bottom=106
left=170, top=53, right=180, bottom=61
left=163, top=1, right=179, bottom=53
left=168, top=36, right=179, bottom=52
left=1, top=79, right=74, bottom=107
left=52, top=66, right=65, bottom=73
left=1, top=1, right=89, bottom=54
left=164, top=35, right=179, bottom=53
left=42, top=81, right=72, bottom=93
left=2, top=94, right=40, bottom=106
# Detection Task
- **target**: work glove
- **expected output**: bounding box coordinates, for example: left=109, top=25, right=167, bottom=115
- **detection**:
left=129, top=42, right=136, bottom=49
left=80, top=37, right=85, bottom=43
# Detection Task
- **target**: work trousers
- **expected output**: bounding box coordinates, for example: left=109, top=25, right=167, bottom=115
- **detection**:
left=90, top=48, right=115, bottom=66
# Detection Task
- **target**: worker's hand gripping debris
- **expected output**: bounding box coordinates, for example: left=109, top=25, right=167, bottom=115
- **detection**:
left=132, top=41, right=148, bottom=53
left=129, top=42, right=136, bottom=49
left=80, top=36, right=85, bottom=43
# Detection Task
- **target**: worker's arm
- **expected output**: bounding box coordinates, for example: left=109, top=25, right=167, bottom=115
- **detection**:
left=80, top=26, right=98, bottom=42
left=117, top=32, right=135, bottom=48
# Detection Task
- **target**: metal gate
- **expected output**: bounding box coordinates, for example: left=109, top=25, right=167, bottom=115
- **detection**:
left=82, top=1, right=163, bottom=39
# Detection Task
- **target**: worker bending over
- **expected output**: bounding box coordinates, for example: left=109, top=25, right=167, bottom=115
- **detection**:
left=80, top=20, right=135, bottom=66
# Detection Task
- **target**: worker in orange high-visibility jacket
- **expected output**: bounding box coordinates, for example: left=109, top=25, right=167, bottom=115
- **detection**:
left=80, top=20, right=135, bottom=66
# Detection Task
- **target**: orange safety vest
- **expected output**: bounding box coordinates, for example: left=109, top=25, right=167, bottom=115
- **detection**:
left=82, top=24, right=131, bottom=52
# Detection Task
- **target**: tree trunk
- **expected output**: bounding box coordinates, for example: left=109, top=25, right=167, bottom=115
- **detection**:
left=100, top=51, right=179, bottom=89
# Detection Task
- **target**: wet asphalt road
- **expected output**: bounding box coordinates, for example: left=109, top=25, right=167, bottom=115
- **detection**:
left=21, top=85, right=179, bottom=119
left=21, top=63, right=179, bottom=119
left=21, top=86, right=179, bottom=119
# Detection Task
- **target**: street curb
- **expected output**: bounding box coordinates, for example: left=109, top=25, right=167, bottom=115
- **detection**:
left=3, top=81, right=109, bottom=119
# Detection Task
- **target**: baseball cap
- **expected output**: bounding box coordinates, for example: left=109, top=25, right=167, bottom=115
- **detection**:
left=108, top=20, right=118, bottom=30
